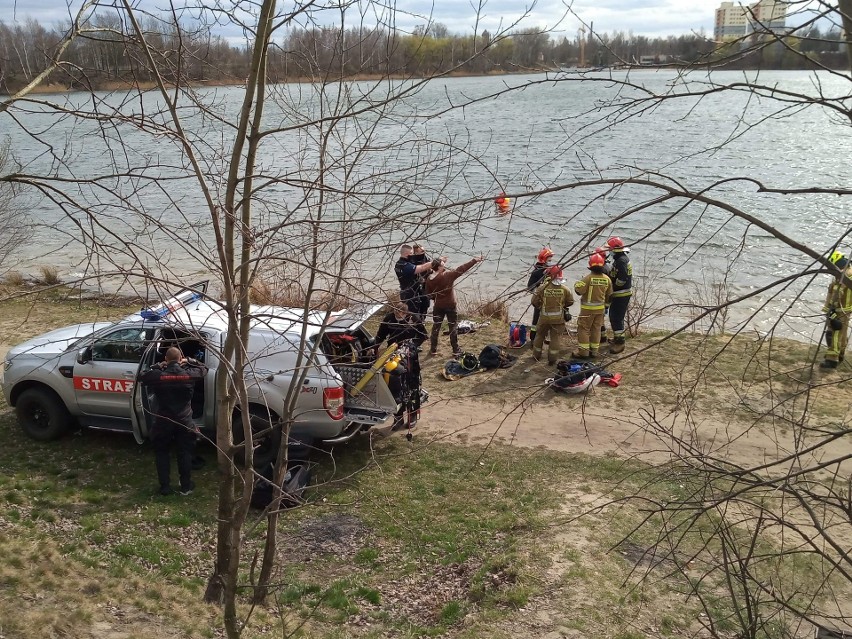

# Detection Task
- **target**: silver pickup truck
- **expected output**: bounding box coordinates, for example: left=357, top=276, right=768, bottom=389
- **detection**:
left=1, top=286, right=397, bottom=465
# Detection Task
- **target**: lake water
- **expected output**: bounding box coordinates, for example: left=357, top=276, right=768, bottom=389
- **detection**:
left=2, top=69, right=850, bottom=342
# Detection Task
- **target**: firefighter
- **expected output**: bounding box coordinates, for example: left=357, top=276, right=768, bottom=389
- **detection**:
left=604, top=236, right=632, bottom=354
left=527, top=247, right=555, bottom=342
left=573, top=253, right=613, bottom=359
left=594, top=246, right=611, bottom=346
left=531, top=265, right=574, bottom=365
left=821, top=250, right=852, bottom=369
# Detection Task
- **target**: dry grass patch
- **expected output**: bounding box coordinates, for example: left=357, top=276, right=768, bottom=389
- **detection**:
left=0, top=296, right=138, bottom=346
left=2, top=270, right=24, bottom=287
left=36, top=264, right=61, bottom=285
left=0, top=536, right=219, bottom=638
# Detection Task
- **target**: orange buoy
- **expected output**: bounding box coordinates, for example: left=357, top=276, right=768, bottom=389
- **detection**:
left=495, top=193, right=511, bottom=215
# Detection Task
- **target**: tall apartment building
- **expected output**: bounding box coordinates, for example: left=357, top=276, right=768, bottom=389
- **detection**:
left=714, top=0, right=787, bottom=42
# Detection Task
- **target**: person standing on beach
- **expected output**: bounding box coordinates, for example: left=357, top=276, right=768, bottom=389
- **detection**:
left=821, top=251, right=852, bottom=369
left=425, top=255, right=484, bottom=356
left=531, top=265, right=574, bottom=365
left=373, top=304, right=426, bottom=429
left=138, top=347, right=208, bottom=496
left=408, top=243, right=435, bottom=321
left=572, top=254, right=612, bottom=360
left=395, top=243, right=441, bottom=322
left=527, top=247, right=555, bottom=343
left=604, top=237, right=632, bottom=354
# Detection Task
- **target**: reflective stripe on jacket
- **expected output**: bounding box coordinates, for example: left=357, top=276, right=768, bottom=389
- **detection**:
left=825, top=266, right=852, bottom=312
left=532, top=281, right=574, bottom=323
left=610, top=252, right=632, bottom=297
left=574, top=273, right=612, bottom=313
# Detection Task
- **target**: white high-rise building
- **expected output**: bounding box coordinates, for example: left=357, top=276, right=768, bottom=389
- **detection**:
left=715, top=2, right=749, bottom=41
left=747, top=0, right=787, bottom=34
left=714, top=0, right=787, bottom=41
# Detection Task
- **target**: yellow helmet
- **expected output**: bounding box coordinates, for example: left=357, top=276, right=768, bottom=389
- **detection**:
left=829, top=250, right=847, bottom=266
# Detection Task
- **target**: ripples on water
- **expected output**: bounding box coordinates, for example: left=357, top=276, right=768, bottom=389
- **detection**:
left=3, top=69, right=850, bottom=343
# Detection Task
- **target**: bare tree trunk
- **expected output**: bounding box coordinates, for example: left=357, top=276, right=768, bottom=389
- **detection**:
left=203, top=2, right=278, bottom=634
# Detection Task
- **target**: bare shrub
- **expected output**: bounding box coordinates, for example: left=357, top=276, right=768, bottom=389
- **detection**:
left=249, top=278, right=305, bottom=307
left=249, top=273, right=357, bottom=312
left=625, top=268, right=665, bottom=338
left=460, top=286, right=509, bottom=322
left=36, top=265, right=60, bottom=286
left=2, top=271, right=25, bottom=287
left=688, top=267, right=732, bottom=335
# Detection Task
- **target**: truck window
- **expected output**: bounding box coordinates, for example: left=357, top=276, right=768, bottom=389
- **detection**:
left=91, top=327, right=153, bottom=363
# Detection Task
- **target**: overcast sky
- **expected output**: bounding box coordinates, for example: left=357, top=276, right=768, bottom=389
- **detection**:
left=0, top=0, right=732, bottom=38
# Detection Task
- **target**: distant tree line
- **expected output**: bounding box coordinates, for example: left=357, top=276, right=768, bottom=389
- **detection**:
left=1, top=16, right=849, bottom=92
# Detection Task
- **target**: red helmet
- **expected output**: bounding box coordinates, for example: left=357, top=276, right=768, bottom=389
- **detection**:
left=589, top=253, right=605, bottom=268
left=594, top=246, right=608, bottom=256
left=537, top=247, right=554, bottom=263
left=546, top=265, right=563, bottom=279
left=606, top=236, right=625, bottom=250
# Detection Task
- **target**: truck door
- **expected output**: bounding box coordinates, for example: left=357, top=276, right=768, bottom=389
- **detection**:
left=74, top=326, right=154, bottom=428
left=131, top=329, right=214, bottom=445
left=130, top=341, right=159, bottom=444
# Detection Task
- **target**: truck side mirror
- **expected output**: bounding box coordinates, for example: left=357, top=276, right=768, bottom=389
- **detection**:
left=76, top=347, right=91, bottom=365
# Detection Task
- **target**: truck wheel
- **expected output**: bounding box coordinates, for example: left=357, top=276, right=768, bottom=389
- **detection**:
left=232, top=406, right=282, bottom=468
left=16, top=387, right=71, bottom=441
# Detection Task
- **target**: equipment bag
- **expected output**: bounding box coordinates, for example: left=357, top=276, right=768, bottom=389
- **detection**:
left=549, top=373, right=601, bottom=394
left=508, top=322, right=527, bottom=347
left=478, top=344, right=518, bottom=369
left=553, top=359, right=622, bottom=388
left=251, top=462, right=311, bottom=510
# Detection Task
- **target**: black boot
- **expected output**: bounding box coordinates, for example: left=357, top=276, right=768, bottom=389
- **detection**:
left=609, top=336, right=625, bottom=354
left=820, top=359, right=839, bottom=369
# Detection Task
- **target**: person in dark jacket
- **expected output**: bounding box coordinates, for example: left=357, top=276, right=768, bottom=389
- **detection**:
left=394, top=243, right=441, bottom=322
left=425, top=255, right=483, bottom=355
left=373, top=305, right=425, bottom=429
left=527, top=248, right=554, bottom=342
left=409, top=243, right=435, bottom=321
left=374, top=304, right=428, bottom=348
left=138, top=347, right=208, bottom=496
left=604, top=237, right=633, bottom=354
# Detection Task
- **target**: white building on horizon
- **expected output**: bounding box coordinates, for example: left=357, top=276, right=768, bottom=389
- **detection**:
left=714, top=0, right=787, bottom=42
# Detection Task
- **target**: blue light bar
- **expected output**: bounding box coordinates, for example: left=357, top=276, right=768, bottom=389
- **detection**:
left=141, top=289, right=203, bottom=320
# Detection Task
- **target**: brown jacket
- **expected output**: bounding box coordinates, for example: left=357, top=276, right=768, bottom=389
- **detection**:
left=531, top=280, right=574, bottom=325
left=426, top=259, right=477, bottom=309
left=574, top=271, right=612, bottom=314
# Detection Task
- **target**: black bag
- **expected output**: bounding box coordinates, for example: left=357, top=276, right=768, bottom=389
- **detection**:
left=251, top=462, right=311, bottom=510
left=478, top=344, right=517, bottom=369
left=554, top=359, right=599, bottom=386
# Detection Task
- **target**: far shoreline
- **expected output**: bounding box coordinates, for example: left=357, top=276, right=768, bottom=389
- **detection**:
left=3, top=63, right=840, bottom=97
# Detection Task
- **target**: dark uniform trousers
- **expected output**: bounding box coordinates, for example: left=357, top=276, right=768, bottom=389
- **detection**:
left=151, top=416, right=196, bottom=492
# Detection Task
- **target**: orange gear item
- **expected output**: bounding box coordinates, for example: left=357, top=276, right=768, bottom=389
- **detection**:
left=546, top=265, right=563, bottom=279
left=606, top=236, right=625, bottom=250
left=589, top=253, right=605, bottom=268
left=495, top=193, right=511, bottom=215
left=537, top=247, right=554, bottom=263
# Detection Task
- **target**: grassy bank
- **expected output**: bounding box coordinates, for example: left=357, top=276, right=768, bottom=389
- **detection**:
left=0, top=295, right=848, bottom=638
left=0, top=409, right=708, bottom=638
